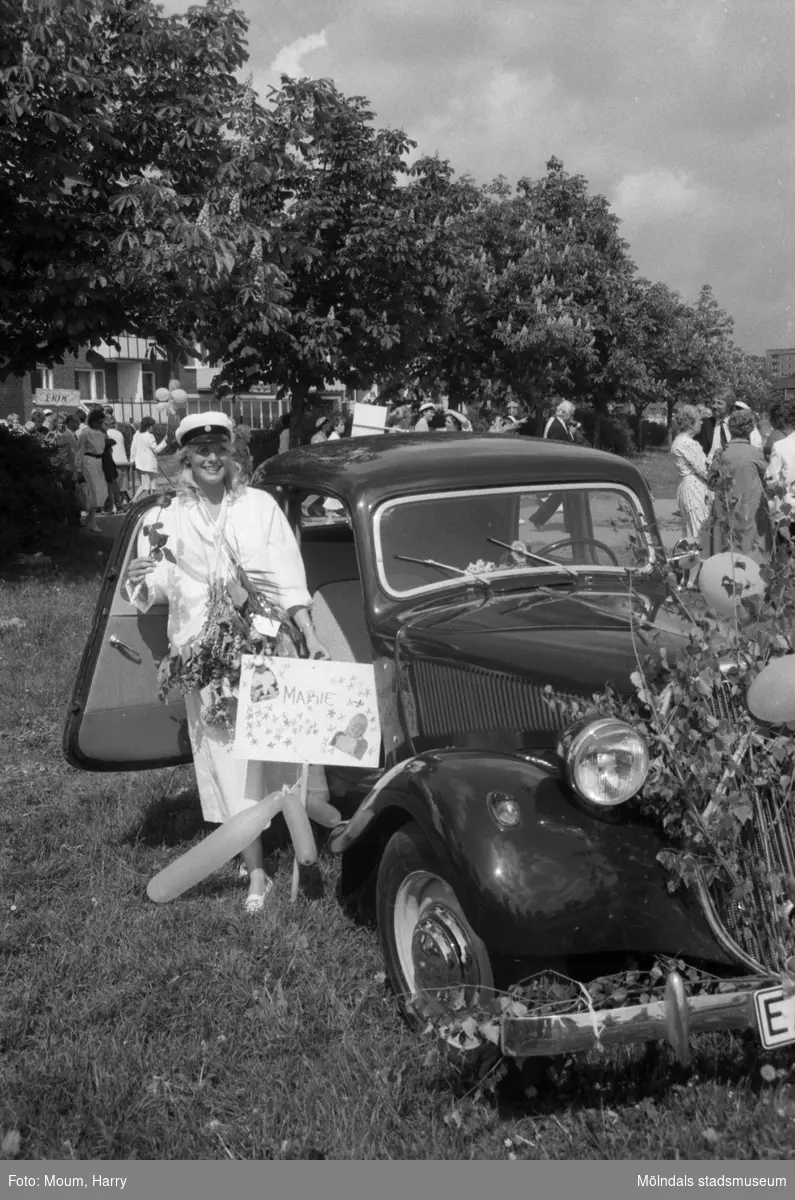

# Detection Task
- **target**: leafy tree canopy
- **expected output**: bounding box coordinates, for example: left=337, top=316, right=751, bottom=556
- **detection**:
left=0, top=0, right=337, bottom=378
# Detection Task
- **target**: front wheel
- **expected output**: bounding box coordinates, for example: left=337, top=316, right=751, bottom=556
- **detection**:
left=376, top=821, right=494, bottom=1026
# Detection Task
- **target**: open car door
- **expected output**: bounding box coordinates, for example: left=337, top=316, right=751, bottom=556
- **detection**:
left=63, top=496, right=192, bottom=770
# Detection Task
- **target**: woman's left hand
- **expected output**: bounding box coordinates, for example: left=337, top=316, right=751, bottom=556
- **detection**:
left=304, top=629, right=330, bottom=660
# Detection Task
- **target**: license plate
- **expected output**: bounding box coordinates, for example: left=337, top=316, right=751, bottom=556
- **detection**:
left=754, top=986, right=795, bottom=1049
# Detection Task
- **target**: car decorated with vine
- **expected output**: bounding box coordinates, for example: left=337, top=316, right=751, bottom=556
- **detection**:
left=65, top=433, right=795, bottom=1063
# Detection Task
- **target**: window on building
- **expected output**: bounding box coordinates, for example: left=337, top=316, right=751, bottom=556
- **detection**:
left=142, top=372, right=156, bottom=402
left=30, top=368, right=54, bottom=391
left=75, top=369, right=106, bottom=401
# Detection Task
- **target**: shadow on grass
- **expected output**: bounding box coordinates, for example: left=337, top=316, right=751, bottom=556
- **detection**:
left=124, top=782, right=333, bottom=864
left=0, top=528, right=113, bottom=586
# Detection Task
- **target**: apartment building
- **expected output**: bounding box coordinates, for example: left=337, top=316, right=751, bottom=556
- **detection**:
left=766, top=347, right=795, bottom=402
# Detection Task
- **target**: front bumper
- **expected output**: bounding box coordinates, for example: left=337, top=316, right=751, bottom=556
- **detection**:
left=500, top=970, right=774, bottom=1063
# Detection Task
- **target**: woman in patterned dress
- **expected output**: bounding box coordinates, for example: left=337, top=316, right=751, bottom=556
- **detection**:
left=705, top=406, right=772, bottom=561
left=671, top=405, right=712, bottom=556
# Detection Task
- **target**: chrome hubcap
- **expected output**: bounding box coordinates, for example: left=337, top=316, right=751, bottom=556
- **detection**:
left=411, top=903, right=480, bottom=996
left=393, top=869, right=487, bottom=1005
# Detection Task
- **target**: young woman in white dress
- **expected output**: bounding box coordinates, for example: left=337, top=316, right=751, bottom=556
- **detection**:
left=671, top=404, right=712, bottom=560
left=124, top=413, right=329, bottom=912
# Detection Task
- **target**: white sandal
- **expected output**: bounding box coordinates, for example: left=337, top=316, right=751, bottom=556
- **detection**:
left=243, top=877, right=274, bottom=913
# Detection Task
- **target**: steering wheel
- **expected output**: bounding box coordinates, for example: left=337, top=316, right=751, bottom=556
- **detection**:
left=540, top=537, right=620, bottom=567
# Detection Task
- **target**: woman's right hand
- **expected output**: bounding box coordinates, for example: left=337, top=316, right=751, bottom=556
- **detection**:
left=126, top=556, right=156, bottom=588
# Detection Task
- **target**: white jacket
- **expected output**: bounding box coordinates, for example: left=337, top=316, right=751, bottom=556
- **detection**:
left=124, top=488, right=312, bottom=650
left=134, top=429, right=167, bottom=473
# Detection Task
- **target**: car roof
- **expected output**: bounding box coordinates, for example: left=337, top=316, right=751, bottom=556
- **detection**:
left=259, top=432, right=651, bottom=509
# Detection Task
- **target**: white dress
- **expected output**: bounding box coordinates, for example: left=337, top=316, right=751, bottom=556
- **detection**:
left=671, top=433, right=712, bottom=539
left=125, top=487, right=327, bottom=824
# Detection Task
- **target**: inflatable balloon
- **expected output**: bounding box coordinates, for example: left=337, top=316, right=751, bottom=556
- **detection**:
left=146, top=789, right=286, bottom=903
left=155, top=387, right=171, bottom=403
left=307, top=794, right=342, bottom=828
left=747, top=655, right=795, bottom=724
left=169, top=387, right=188, bottom=407
left=168, top=377, right=181, bottom=392
left=698, top=551, right=764, bottom=616
left=281, top=788, right=317, bottom=868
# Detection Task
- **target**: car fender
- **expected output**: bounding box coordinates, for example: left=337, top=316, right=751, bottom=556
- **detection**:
left=331, top=749, right=728, bottom=964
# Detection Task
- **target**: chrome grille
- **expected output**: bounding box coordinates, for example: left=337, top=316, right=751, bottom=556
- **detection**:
left=703, top=787, right=795, bottom=972
left=410, top=660, right=578, bottom=737
left=711, top=679, right=738, bottom=722
left=702, top=681, right=795, bottom=972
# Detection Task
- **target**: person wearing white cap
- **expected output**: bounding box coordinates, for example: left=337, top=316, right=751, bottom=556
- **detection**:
left=733, top=400, right=763, bottom=450
left=123, top=412, right=330, bottom=913
left=441, top=408, right=473, bottom=432
left=311, top=415, right=332, bottom=444
left=412, top=400, right=436, bottom=432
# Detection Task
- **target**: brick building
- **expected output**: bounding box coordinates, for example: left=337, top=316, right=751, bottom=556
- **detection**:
left=0, top=335, right=353, bottom=428
left=0, top=337, right=173, bottom=424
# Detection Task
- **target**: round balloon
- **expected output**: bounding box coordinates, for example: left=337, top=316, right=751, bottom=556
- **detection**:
left=169, top=387, right=188, bottom=407
left=698, top=551, right=764, bottom=616
left=155, top=387, right=170, bottom=403
left=747, top=656, right=795, bottom=724
left=168, top=377, right=181, bottom=392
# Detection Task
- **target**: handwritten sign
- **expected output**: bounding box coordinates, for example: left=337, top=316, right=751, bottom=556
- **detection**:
left=34, top=388, right=81, bottom=407
left=351, top=402, right=388, bottom=438
left=234, top=657, right=381, bottom=768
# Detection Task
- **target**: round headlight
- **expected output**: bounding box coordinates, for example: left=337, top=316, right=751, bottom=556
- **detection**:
left=560, top=717, right=649, bottom=807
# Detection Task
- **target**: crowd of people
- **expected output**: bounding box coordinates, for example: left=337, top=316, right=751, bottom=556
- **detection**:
left=5, top=388, right=792, bottom=564
left=1, top=404, right=174, bottom=531
left=670, top=388, right=795, bottom=575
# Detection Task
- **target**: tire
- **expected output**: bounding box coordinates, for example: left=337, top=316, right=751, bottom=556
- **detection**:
left=376, top=821, right=494, bottom=1027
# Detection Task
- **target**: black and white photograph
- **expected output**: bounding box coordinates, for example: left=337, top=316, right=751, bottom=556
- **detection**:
left=2, top=0, right=795, bottom=1183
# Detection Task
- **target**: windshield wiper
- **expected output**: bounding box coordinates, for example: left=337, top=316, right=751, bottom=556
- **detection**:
left=394, top=554, right=492, bottom=598
left=486, top=537, right=578, bottom=580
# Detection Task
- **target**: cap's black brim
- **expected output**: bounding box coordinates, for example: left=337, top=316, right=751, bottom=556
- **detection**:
left=179, top=428, right=233, bottom=446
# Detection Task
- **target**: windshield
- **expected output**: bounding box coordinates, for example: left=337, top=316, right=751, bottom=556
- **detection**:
left=374, top=483, right=654, bottom=597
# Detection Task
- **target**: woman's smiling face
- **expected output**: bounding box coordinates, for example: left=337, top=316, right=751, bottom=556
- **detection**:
left=188, top=440, right=232, bottom=489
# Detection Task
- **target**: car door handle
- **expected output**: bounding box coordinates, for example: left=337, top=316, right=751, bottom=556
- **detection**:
left=108, top=635, right=142, bottom=662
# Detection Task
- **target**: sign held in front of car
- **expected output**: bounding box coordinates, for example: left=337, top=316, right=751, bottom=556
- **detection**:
left=234, top=657, right=381, bottom=768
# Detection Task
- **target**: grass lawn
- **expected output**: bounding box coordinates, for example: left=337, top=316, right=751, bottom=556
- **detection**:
left=632, top=450, right=678, bottom=502
left=1, top=538, right=794, bottom=1161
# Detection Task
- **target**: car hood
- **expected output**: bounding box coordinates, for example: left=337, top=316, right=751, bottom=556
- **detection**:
left=398, top=584, right=691, bottom=696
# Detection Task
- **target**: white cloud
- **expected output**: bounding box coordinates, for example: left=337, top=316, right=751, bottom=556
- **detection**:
left=270, top=30, right=328, bottom=78
left=613, top=169, right=702, bottom=222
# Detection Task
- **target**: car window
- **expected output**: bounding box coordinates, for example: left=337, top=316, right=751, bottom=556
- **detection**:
left=295, top=488, right=352, bottom=533
left=374, top=483, right=653, bottom=596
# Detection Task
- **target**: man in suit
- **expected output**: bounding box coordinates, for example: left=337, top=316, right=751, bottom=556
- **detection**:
left=543, top=400, right=576, bottom=441
left=708, top=392, right=733, bottom=460
left=531, top=400, right=576, bottom=529
left=694, top=404, right=715, bottom=456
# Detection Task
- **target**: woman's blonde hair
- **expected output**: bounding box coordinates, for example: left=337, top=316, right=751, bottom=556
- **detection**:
left=672, top=405, right=701, bottom=435
left=175, top=440, right=249, bottom=499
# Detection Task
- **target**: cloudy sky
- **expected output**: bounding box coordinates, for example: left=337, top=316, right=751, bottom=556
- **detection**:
left=175, top=0, right=794, bottom=354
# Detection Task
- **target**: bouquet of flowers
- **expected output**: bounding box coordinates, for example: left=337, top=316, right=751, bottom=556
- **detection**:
left=156, top=574, right=302, bottom=729
left=147, top=497, right=304, bottom=730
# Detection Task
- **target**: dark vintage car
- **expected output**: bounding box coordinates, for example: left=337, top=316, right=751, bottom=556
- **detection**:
left=64, top=433, right=793, bottom=1061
